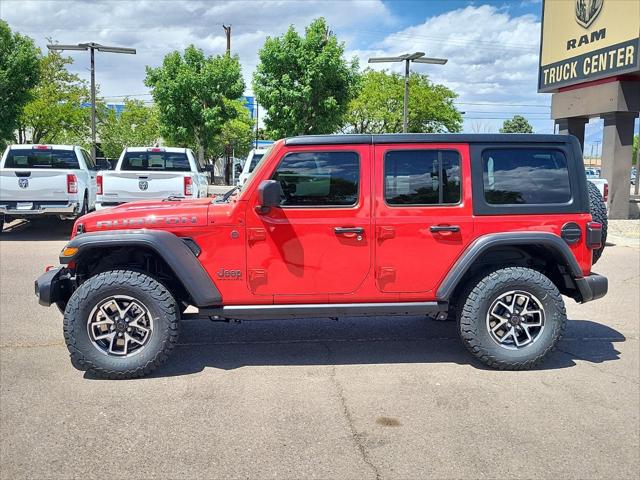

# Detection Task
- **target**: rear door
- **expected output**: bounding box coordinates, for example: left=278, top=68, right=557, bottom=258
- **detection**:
left=0, top=147, right=76, bottom=202
left=374, top=143, right=474, bottom=294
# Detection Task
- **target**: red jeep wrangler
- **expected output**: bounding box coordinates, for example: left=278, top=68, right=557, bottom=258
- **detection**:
left=36, top=134, right=608, bottom=378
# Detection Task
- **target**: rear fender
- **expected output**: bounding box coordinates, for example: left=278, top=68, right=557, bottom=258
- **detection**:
left=437, top=232, right=583, bottom=301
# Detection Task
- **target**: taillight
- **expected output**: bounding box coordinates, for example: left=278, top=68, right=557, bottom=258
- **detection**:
left=96, top=174, right=103, bottom=195
left=67, top=174, right=78, bottom=194
left=184, top=176, right=193, bottom=196
left=586, top=221, right=603, bottom=250
left=603, top=183, right=609, bottom=202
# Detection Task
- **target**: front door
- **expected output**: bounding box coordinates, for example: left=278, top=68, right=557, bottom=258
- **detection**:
left=246, top=145, right=372, bottom=297
left=374, top=143, right=474, bottom=294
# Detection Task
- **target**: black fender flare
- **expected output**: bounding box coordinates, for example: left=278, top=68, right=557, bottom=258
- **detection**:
left=436, top=232, right=583, bottom=301
left=61, top=230, right=222, bottom=307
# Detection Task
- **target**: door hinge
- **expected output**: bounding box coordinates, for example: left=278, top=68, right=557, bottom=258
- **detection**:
left=377, top=226, right=395, bottom=240
left=248, top=227, right=266, bottom=243
left=376, top=266, right=396, bottom=280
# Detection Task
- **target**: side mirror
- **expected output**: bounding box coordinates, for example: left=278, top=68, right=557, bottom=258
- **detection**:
left=256, top=180, right=281, bottom=214
left=202, top=164, right=215, bottom=172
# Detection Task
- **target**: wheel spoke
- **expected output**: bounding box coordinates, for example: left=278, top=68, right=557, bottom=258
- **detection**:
left=499, top=327, right=515, bottom=344
left=92, top=319, right=114, bottom=328
left=521, top=324, right=533, bottom=343
left=496, top=300, right=513, bottom=314
left=491, top=318, right=509, bottom=333
left=94, top=331, right=115, bottom=341
left=108, top=333, right=118, bottom=354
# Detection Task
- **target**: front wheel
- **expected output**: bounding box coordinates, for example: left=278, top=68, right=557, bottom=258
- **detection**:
left=63, top=270, right=179, bottom=379
left=458, top=267, right=566, bottom=370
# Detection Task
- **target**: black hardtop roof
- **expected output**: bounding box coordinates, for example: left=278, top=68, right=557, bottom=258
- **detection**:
left=284, top=133, right=574, bottom=146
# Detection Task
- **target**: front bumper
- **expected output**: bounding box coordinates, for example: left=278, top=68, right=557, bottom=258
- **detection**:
left=34, top=267, right=72, bottom=307
left=1, top=201, right=78, bottom=216
left=575, top=273, right=608, bottom=303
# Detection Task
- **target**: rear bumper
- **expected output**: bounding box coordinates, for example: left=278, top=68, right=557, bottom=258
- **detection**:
left=575, top=273, right=608, bottom=303
left=0, top=201, right=78, bottom=216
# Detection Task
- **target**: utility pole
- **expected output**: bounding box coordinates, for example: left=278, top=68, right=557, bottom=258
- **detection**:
left=368, top=52, right=447, bottom=133
left=47, top=42, right=136, bottom=161
left=223, top=25, right=231, bottom=54
left=255, top=100, right=259, bottom=149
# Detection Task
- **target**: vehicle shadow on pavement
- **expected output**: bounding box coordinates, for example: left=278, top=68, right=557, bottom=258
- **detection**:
left=106, top=316, right=624, bottom=379
left=0, top=218, right=74, bottom=241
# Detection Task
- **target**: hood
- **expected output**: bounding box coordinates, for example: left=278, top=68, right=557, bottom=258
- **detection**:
left=72, top=198, right=212, bottom=237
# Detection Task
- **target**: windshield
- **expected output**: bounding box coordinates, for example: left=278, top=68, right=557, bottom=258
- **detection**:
left=4, top=149, right=80, bottom=169
left=120, top=151, right=190, bottom=172
left=248, top=153, right=264, bottom=173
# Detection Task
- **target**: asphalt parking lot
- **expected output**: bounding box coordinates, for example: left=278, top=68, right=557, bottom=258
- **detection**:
left=1, top=219, right=638, bottom=479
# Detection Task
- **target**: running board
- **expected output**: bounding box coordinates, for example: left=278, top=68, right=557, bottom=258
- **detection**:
left=187, top=301, right=447, bottom=321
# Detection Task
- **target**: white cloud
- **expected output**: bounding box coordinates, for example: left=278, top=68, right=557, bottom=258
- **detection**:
left=347, top=5, right=554, bottom=133
left=2, top=1, right=561, bottom=133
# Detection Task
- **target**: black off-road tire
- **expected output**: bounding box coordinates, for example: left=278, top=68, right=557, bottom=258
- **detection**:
left=458, top=267, right=566, bottom=370
left=63, top=270, right=179, bottom=379
left=587, top=181, right=607, bottom=264
left=0, top=214, right=4, bottom=234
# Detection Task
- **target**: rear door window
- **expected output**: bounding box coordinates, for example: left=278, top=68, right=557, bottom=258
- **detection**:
left=272, top=151, right=359, bottom=206
left=482, top=148, right=571, bottom=204
left=4, top=149, right=80, bottom=169
left=120, top=152, right=190, bottom=172
left=384, top=150, right=461, bottom=205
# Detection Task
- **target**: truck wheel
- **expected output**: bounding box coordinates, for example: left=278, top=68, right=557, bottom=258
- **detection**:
left=458, top=267, right=566, bottom=370
left=63, top=270, right=179, bottom=379
left=587, top=181, right=607, bottom=264
left=0, top=214, right=4, bottom=234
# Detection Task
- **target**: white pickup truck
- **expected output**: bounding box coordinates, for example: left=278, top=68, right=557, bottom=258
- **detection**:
left=0, top=144, right=98, bottom=231
left=96, top=147, right=211, bottom=209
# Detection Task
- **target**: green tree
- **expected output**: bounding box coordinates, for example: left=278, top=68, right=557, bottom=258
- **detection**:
left=632, top=134, right=638, bottom=166
left=253, top=17, right=359, bottom=138
left=0, top=20, right=40, bottom=147
left=344, top=69, right=462, bottom=134
left=209, top=100, right=255, bottom=183
left=500, top=115, right=533, bottom=133
left=145, top=45, right=245, bottom=162
left=18, top=50, right=90, bottom=144
left=98, top=99, right=160, bottom=159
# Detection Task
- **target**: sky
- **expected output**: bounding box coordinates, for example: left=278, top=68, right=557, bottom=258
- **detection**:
left=1, top=0, right=635, bottom=151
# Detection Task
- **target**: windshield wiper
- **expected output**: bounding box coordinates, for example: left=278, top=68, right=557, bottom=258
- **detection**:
left=164, top=195, right=185, bottom=202
left=214, top=186, right=238, bottom=203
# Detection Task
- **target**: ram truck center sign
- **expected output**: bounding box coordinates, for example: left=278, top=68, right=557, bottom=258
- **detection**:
left=538, top=0, right=640, bottom=92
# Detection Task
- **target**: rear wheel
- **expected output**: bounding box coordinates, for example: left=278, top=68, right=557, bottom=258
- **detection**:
left=587, top=181, right=607, bottom=264
left=63, top=270, right=179, bottom=379
left=458, top=267, right=566, bottom=370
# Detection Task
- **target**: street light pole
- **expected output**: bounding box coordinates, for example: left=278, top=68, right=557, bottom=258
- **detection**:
left=90, top=47, right=96, bottom=162
left=47, top=42, right=136, bottom=161
left=368, top=52, right=447, bottom=133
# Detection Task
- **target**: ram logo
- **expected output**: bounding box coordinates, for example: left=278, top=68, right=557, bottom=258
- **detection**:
left=575, top=0, right=603, bottom=29
left=18, top=178, right=29, bottom=189
left=139, top=180, right=149, bottom=191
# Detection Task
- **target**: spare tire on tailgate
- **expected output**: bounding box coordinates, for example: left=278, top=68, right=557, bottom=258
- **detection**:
left=587, top=181, right=607, bottom=264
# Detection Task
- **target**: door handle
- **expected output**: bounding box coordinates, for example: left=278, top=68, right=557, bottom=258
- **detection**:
left=430, top=225, right=460, bottom=233
left=334, top=227, right=364, bottom=235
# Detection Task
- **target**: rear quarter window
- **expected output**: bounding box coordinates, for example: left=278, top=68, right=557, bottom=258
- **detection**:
left=482, top=148, right=571, bottom=205
left=3, top=149, right=80, bottom=169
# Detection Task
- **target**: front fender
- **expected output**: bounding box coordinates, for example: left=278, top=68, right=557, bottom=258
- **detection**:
left=61, top=229, right=222, bottom=307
